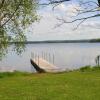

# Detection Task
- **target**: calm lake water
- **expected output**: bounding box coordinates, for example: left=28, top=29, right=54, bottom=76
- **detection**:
left=0, top=43, right=100, bottom=72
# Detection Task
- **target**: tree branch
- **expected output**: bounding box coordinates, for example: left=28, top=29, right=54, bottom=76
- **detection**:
left=57, top=14, right=100, bottom=23
left=55, top=14, right=100, bottom=29
left=40, top=0, right=70, bottom=5
left=0, top=0, right=22, bottom=28
left=48, top=0, right=100, bottom=29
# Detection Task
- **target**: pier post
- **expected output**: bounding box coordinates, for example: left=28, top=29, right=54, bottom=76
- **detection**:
left=53, top=54, right=54, bottom=64
left=38, top=55, right=39, bottom=66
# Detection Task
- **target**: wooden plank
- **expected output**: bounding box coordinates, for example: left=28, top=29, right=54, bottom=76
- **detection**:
left=30, top=58, right=61, bottom=73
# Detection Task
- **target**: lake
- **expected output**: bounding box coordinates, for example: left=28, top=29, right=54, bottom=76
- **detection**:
left=0, top=43, right=100, bottom=72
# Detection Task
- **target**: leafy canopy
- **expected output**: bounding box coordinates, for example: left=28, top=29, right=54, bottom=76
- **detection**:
left=0, top=0, right=39, bottom=60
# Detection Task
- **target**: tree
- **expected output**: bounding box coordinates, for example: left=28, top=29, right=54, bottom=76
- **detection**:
left=43, top=0, right=100, bottom=29
left=0, top=0, right=39, bottom=60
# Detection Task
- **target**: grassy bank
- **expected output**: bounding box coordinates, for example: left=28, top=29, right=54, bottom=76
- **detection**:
left=0, top=67, right=100, bottom=100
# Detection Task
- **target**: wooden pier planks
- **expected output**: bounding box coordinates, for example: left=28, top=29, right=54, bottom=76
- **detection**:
left=30, top=58, right=61, bottom=73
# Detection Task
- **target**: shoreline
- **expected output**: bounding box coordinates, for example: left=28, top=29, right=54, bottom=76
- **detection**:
left=0, top=65, right=99, bottom=73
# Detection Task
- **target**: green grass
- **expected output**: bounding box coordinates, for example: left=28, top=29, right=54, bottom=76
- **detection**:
left=0, top=68, right=100, bottom=100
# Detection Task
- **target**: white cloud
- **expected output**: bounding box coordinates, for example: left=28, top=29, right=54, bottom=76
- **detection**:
left=82, top=21, right=100, bottom=28
left=56, top=4, right=67, bottom=11
left=25, top=4, right=100, bottom=41
left=56, top=3, right=82, bottom=16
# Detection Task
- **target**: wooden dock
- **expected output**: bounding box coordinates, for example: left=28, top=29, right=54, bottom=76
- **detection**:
left=30, top=58, right=62, bottom=73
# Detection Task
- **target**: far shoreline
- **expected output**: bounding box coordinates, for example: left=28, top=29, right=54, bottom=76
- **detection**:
left=5, top=38, right=100, bottom=44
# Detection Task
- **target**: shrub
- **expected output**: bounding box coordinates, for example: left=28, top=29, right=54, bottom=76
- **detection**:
left=79, top=66, right=91, bottom=72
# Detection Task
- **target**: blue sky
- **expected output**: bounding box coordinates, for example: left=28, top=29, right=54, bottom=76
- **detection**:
left=26, top=0, right=100, bottom=41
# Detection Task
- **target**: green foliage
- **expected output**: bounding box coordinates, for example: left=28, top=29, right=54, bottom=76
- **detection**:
left=13, top=43, right=26, bottom=55
left=79, top=66, right=92, bottom=72
left=0, top=0, right=39, bottom=60
left=79, top=65, right=100, bottom=72
left=0, top=43, right=8, bottom=60
left=92, top=66, right=100, bottom=71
